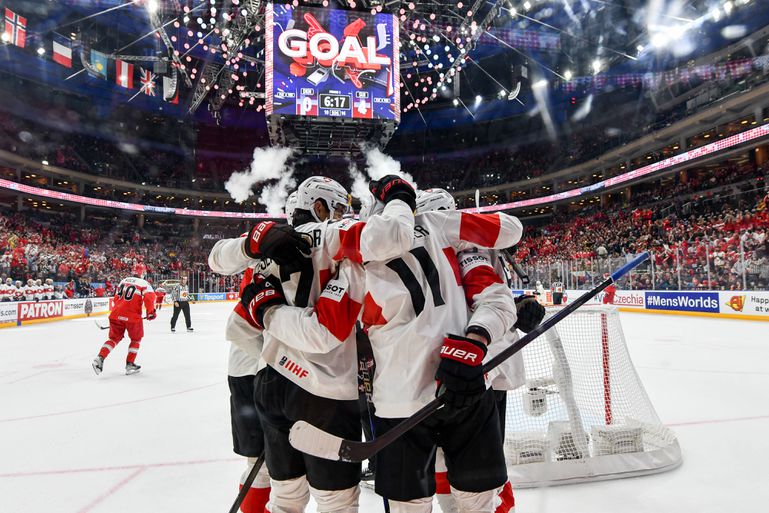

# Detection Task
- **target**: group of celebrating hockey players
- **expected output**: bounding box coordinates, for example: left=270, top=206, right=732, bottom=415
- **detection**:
left=0, top=277, right=58, bottom=302
left=208, top=173, right=546, bottom=513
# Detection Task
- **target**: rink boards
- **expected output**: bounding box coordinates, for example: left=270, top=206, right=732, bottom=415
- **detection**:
left=0, top=297, right=112, bottom=327
left=2, top=289, right=767, bottom=328
left=517, top=289, right=769, bottom=321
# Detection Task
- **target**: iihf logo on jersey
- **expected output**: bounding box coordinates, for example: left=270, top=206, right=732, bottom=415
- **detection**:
left=279, top=355, right=310, bottom=378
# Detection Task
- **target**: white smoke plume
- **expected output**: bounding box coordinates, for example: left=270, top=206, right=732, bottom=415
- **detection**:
left=259, top=172, right=296, bottom=216
left=347, top=161, right=370, bottom=202
left=225, top=146, right=294, bottom=215
left=363, top=146, right=415, bottom=186
left=347, top=147, right=417, bottom=208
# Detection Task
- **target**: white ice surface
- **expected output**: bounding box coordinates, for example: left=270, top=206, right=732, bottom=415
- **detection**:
left=1, top=303, right=768, bottom=513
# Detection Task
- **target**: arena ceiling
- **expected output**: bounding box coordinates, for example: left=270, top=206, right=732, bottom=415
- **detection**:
left=2, top=0, right=766, bottom=126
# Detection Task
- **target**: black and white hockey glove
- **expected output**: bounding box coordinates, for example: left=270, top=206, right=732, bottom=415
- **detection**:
left=369, top=174, right=417, bottom=211
left=244, top=221, right=311, bottom=271
left=513, top=295, right=545, bottom=333
left=240, top=274, right=286, bottom=330
left=435, top=334, right=488, bottom=410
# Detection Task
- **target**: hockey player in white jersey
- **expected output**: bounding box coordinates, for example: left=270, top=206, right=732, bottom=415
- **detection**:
left=416, top=189, right=545, bottom=513
left=359, top=189, right=523, bottom=513
left=265, top=186, right=526, bottom=512
left=23, top=279, right=35, bottom=301
left=220, top=192, right=295, bottom=513
left=0, top=277, right=12, bottom=301
left=44, top=278, right=54, bottom=300
left=209, top=175, right=416, bottom=513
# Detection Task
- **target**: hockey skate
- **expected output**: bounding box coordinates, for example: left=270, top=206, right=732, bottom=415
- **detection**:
left=92, top=356, right=104, bottom=375
left=187, top=327, right=194, bottom=332
left=125, top=362, right=141, bottom=375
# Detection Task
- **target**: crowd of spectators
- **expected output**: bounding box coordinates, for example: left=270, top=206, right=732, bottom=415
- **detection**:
left=516, top=181, right=769, bottom=291
left=0, top=208, right=243, bottom=298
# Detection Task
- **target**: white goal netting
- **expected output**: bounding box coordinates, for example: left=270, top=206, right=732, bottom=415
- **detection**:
left=504, top=305, right=681, bottom=487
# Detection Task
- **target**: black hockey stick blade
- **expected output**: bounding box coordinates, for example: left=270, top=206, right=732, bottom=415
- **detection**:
left=501, top=248, right=529, bottom=285
left=227, top=452, right=265, bottom=513
left=290, top=252, right=649, bottom=463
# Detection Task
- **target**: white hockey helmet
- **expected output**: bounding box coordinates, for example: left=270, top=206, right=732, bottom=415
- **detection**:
left=284, top=190, right=298, bottom=225
left=296, top=176, right=350, bottom=222
left=36, top=279, right=42, bottom=285
left=416, top=188, right=456, bottom=214
left=15, top=280, right=21, bottom=287
left=5, top=277, right=11, bottom=285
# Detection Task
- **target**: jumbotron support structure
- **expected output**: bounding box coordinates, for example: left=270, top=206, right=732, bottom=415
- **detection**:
left=188, top=0, right=265, bottom=116
left=268, top=114, right=398, bottom=156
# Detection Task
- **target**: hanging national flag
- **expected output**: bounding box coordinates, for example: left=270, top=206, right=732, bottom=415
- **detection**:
left=90, top=50, right=108, bottom=79
left=116, top=60, right=134, bottom=88
left=163, top=76, right=179, bottom=104
left=52, top=33, right=72, bottom=68
left=139, top=68, right=157, bottom=96
left=4, top=8, right=27, bottom=48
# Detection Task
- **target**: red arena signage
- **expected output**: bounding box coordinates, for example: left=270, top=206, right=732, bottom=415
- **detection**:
left=18, top=300, right=64, bottom=321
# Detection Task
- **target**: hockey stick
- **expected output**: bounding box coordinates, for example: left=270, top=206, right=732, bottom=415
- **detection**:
left=95, top=315, right=150, bottom=330
left=288, top=252, right=650, bottom=463
left=227, top=451, right=266, bottom=513
left=356, top=324, right=391, bottom=512
left=501, top=248, right=530, bottom=286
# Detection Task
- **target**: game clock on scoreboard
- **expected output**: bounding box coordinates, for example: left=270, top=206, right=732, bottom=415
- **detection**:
left=320, top=94, right=351, bottom=111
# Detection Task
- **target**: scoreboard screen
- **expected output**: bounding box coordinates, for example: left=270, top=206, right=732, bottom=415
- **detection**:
left=265, top=4, right=400, bottom=122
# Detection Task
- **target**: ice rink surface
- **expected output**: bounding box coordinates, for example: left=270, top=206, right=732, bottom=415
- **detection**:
left=1, top=302, right=768, bottom=513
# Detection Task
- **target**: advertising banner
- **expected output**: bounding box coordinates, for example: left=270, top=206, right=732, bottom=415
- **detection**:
left=514, top=289, right=767, bottom=319
left=719, top=292, right=769, bottom=318
left=644, top=291, right=720, bottom=313
left=197, top=292, right=239, bottom=301
left=17, top=300, right=64, bottom=321
left=0, top=303, right=17, bottom=324
left=266, top=4, right=399, bottom=120
left=610, top=290, right=645, bottom=308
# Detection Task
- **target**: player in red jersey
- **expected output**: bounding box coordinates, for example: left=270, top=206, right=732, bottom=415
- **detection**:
left=92, top=275, right=157, bottom=375
left=603, top=274, right=617, bottom=304
left=154, top=285, right=167, bottom=310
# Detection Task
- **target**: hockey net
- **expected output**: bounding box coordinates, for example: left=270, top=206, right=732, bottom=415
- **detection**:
left=504, top=305, right=681, bottom=487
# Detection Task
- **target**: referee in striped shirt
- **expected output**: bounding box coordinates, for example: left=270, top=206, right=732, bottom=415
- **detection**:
left=170, top=276, right=193, bottom=332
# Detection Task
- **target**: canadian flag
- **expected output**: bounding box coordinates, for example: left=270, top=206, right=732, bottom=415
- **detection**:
left=116, top=60, right=134, bottom=89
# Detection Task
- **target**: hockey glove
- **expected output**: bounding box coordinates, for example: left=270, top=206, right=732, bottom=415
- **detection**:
left=369, top=174, right=417, bottom=211
left=145, top=310, right=157, bottom=321
left=513, top=295, right=545, bottom=333
left=435, top=334, right=488, bottom=410
left=244, top=221, right=311, bottom=270
left=240, top=274, right=286, bottom=330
